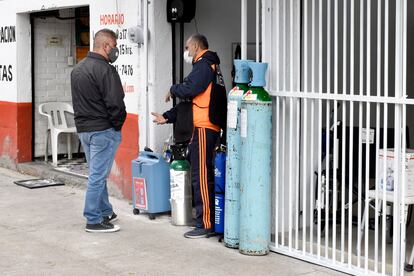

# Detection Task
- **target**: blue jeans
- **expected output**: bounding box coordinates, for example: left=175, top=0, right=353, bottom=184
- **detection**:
left=79, top=128, right=122, bottom=224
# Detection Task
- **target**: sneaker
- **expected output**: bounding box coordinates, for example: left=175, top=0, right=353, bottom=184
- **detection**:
left=184, top=228, right=212, bottom=239
left=85, top=221, right=120, bottom=233
left=103, top=212, right=118, bottom=223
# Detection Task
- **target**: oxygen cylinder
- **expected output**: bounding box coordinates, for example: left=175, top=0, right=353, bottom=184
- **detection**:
left=224, top=59, right=251, bottom=248
left=170, top=144, right=192, bottom=226
left=239, top=61, right=272, bottom=256
left=214, top=145, right=226, bottom=234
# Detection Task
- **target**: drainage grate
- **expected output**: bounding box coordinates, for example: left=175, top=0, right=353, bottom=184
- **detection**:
left=14, top=179, right=65, bottom=189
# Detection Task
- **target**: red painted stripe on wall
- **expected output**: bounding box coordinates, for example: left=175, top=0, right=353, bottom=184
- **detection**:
left=16, top=103, right=32, bottom=162
left=0, top=101, right=32, bottom=163
left=0, top=99, right=137, bottom=200
left=109, top=113, right=139, bottom=200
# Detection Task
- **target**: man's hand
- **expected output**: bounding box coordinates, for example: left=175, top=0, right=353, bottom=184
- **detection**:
left=151, top=112, right=168, bottom=125
left=165, top=91, right=172, bottom=102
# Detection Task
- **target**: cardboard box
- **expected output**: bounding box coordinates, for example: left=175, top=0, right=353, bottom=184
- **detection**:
left=377, top=149, right=414, bottom=196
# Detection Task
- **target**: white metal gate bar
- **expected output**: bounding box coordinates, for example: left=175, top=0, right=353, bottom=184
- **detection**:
left=358, top=0, right=368, bottom=265
left=333, top=0, right=339, bottom=263
left=325, top=0, right=331, bottom=260
left=261, top=0, right=409, bottom=274
left=341, top=0, right=347, bottom=265
left=364, top=0, right=371, bottom=269
left=401, top=0, right=408, bottom=271
left=317, top=0, right=323, bottom=260
left=374, top=0, right=381, bottom=271
left=301, top=0, right=308, bottom=257
left=383, top=0, right=390, bottom=270
left=394, top=0, right=406, bottom=274
left=288, top=0, right=293, bottom=251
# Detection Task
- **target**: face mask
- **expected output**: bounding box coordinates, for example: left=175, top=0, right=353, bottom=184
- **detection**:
left=183, top=50, right=193, bottom=64
left=107, top=46, right=119, bottom=63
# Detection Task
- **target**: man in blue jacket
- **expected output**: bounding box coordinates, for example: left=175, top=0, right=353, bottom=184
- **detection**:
left=152, top=34, right=222, bottom=238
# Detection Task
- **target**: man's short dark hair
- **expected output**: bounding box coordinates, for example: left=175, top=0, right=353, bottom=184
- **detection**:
left=93, top=29, right=117, bottom=49
left=190, top=34, right=209, bottom=49
left=95, top=28, right=117, bottom=40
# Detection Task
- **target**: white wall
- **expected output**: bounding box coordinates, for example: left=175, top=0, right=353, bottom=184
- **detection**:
left=16, top=14, right=31, bottom=103
left=0, top=2, right=17, bottom=102
left=0, top=0, right=261, bottom=157
left=147, top=0, right=174, bottom=152
left=175, top=0, right=258, bottom=89
left=146, top=0, right=259, bottom=152
left=149, top=0, right=259, bottom=152
left=89, top=0, right=140, bottom=116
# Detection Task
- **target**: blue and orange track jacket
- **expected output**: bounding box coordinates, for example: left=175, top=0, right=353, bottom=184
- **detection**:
left=164, top=50, right=221, bottom=132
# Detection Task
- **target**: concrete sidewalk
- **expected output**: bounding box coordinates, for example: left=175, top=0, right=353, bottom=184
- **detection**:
left=0, top=167, right=343, bottom=276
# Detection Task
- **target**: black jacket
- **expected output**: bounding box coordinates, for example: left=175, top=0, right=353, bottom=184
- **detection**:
left=71, top=52, right=126, bottom=132
left=162, top=51, right=221, bottom=143
left=170, top=50, right=219, bottom=99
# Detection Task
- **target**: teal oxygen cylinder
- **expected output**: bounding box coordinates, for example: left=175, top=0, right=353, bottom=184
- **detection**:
left=224, top=59, right=251, bottom=248
left=239, top=61, right=272, bottom=256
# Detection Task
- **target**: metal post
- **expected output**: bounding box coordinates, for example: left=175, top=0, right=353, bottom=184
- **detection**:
left=143, top=0, right=149, bottom=148
left=241, top=0, right=247, bottom=60
left=256, top=0, right=260, bottom=62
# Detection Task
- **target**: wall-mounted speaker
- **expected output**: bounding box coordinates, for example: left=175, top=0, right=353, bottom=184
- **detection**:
left=167, top=0, right=196, bottom=23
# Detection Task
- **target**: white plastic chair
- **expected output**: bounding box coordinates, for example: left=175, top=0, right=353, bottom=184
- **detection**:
left=358, top=190, right=414, bottom=271
left=38, top=102, right=77, bottom=166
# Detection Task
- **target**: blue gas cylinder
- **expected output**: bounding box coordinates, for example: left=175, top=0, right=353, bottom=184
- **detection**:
left=215, top=149, right=226, bottom=194
left=215, top=193, right=225, bottom=233
left=214, top=148, right=226, bottom=233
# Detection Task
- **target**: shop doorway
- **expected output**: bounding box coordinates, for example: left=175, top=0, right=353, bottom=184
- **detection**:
left=31, top=7, right=89, bottom=170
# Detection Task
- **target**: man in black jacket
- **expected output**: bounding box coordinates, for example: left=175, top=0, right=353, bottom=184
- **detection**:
left=71, top=29, right=126, bottom=233
left=152, top=34, right=222, bottom=238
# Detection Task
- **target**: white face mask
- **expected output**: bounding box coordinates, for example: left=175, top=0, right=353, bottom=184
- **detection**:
left=183, top=50, right=193, bottom=64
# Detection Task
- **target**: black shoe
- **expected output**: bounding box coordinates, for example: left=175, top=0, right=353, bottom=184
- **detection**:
left=184, top=228, right=212, bottom=239
left=103, top=212, right=118, bottom=223
left=85, top=221, right=120, bottom=233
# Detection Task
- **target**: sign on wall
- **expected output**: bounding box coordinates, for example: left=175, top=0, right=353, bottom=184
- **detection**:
left=0, top=23, right=17, bottom=101
left=90, top=1, right=141, bottom=115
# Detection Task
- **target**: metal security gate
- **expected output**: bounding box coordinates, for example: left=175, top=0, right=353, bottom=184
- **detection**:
left=258, top=0, right=413, bottom=275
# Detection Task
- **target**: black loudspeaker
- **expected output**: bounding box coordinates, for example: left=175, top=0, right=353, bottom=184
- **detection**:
left=167, top=0, right=196, bottom=23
